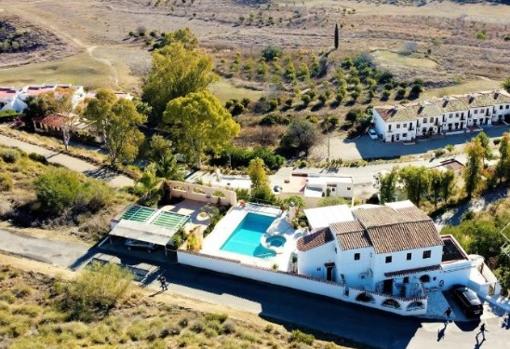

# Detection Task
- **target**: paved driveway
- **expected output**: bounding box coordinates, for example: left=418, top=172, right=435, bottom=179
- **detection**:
left=0, top=134, right=133, bottom=188
left=312, top=125, right=510, bottom=161
left=1, top=229, right=508, bottom=349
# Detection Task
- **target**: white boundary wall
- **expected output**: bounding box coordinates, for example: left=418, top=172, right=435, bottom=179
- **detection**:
left=178, top=250, right=428, bottom=316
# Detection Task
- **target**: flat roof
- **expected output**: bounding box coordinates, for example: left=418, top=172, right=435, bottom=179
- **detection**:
left=304, top=205, right=354, bottom=231
left=441, top=235, right=469, bottom=263
left=109, top=220, right=176, bottom=246
left=111, top=204, right=190, bottom=245
left=307, top=176, right=353, bottom=185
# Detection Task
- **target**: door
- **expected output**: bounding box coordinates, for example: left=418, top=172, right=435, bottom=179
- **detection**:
left=383, top=278, right=393, bottom=294
left=326, top=265, right=334, bottom=281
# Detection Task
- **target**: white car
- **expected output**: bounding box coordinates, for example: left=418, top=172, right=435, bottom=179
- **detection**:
left=368, top=129, right=378, bottom=140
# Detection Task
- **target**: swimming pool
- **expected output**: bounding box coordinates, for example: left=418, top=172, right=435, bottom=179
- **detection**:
left=220, top=213, right=277, bottom=258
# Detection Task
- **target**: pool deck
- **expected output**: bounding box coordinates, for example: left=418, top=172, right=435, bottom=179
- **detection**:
left=201, top=204, right=298, bottom=271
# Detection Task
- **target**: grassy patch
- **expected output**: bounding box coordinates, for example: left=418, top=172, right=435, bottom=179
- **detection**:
left=371, top=50, right=438, bottom=70
left=208, top=79, right=264, bottom=103
left=0, top=266, right=352, bottom=349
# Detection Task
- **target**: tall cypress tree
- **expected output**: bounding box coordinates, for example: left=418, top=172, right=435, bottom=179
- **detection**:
left=334, top=23, right=339, bottom=50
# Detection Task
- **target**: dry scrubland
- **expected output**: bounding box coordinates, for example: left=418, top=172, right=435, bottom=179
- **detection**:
left=0, top=145, right=132, bottom=242
left=0, top=265, right=352, bottom=349
left=0, top=0, right=508, bottom=90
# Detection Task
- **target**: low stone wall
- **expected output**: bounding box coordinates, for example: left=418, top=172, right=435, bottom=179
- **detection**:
left=167, top=180, right=237, bottom=206
left=178, top=250, right=428, bottom=317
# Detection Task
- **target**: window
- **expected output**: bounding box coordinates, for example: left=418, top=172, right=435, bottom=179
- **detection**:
left=354, top=253, right=360, bottom=261
left=396, top=124, right=401, bottom=129
left=388, top=125, right=392, bottom=131
left=506, top=105, right=509, bottom=109
left=423, top=118, right=427, bottom=123
left=500, top=106, right=503, bottom=110
left=385, top=256, right=392, bottom=263
left=474, top=109, right=478, bottom=114
left=403, top=277, right=409, bottom=284
left=423, top=250, right=431, bottom=259
left=406, top=252, right=412, bottom=261
left=403, top=123, right=407, bottom=128
left=429, top=117, right=434, bottom=123
left=403, top=133, right=407, bottom=138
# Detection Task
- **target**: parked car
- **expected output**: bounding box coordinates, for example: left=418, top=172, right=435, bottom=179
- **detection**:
left=125, top=239, right=156, bottom=253
left=368, top=129, right=378, bottom=140
left=450, top=285, right=483, bottom=317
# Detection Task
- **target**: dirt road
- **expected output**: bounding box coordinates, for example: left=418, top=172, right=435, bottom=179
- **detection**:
left=0, top=134, right=133, bottom=187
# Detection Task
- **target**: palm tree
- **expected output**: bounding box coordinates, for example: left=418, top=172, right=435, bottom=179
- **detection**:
left=135, top=163, right=162, bottom=205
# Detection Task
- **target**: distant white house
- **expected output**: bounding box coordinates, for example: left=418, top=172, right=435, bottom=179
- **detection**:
left=304, top=174, right=354, bottom=199
left=0, top=84, right=88, bottom=113
left=373, top=90, right=510, bottom=142
left=0, top=87, right=23, bottom=112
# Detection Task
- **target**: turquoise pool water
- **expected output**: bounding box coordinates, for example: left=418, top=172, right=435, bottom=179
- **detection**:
left=221, top=213, right=277, bottom=258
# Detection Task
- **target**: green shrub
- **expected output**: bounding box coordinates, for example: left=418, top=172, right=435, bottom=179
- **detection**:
left=0, top=149, right=20, bottom=164
left=205, top=313, right=228, bottom=323
left=434, top=149, right=446, bottom=158
left=0, top=173, right=13, bottom=192
left=221, top=320, right=236, bottom=334
left=0, top=110, right=19, bottom=121
left=289, top=329, right=314, bottom=345
left=35, top=168, right=112, bottom=215
left=58, top=262, right=133, bottom=321
left=28, top=152, right=48, bottom=165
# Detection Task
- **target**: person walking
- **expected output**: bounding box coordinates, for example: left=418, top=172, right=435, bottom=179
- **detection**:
left=477, top=322, right=487, bottom=343
left=158, top=275, right=168, bottom=291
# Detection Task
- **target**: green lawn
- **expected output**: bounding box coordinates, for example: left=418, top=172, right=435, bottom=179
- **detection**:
left=371, top=50, right=438, bottom=70
left=209, top=79, right=264, bottom=103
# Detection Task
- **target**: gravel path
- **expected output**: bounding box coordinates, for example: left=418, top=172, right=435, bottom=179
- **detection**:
left=0, top=134, right=133, bottom=188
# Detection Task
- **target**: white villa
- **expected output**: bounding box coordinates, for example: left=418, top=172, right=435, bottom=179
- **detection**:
left=304, top=174, right=354, bottom=200
left=372, top=90, right=510, bottom=143
left=177, top=199, right=503, bottom=317
left=0, top=87, right=24, bottom=112
left=15, top=84, right=87, bottom=112
left=0, top=84, right=133, bottom=115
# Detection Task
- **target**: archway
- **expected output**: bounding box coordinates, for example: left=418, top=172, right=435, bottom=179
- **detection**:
left=381, top=298, right=401, bottom=309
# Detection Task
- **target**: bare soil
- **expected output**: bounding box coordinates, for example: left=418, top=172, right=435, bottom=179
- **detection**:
left=0, top=0, right=508, bottom=89
left=0, top=13, right=75, bottom=69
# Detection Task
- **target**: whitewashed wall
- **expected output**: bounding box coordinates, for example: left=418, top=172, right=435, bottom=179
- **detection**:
left=178, top=250, right=428, bottom=316
left=167, top=180, right=237, bottom=206
left=297, top=241, right=337, bottom=280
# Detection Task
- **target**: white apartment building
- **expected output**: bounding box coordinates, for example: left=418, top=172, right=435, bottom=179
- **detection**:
left=373, top=90, right=510, bottom=143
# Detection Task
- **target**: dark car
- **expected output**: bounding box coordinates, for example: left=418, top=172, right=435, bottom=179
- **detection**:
left=451, top=285, right=483, bottom=318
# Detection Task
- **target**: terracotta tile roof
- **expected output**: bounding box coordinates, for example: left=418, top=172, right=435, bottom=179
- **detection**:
left=366, top=220, right=442, bottom=254
left=374, top=90, right=510, bottom=123
left=353, top=206, right=407, bottom=227
left=296, top=228, right=334, bottom=252
left=394, top=206, right=431, bottom=222
left=323, top=204, right=444, bottom=254
left=330, top=221, right=371, bottom=251
left=34, top=114, right=67, bottom=128
left=384, top=264, right=441, bottom=278
left=0, top=87, right=17, bottom=99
